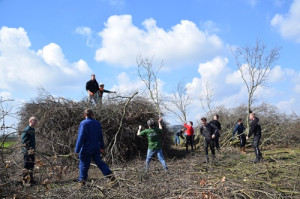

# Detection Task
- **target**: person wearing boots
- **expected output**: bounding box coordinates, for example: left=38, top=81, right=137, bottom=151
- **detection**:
left=209, top=114, right=221, bottom=150
left=75, top=109, right=115, bottom=185
left=246, top=113, right=263, bottom=163
left=233, top=118, right=246, bottom=154
left=200, top=117, right=218, bottom=163
left=183, top=121, right=194, bottom=152
left=21, top=116, right=38, bottom=185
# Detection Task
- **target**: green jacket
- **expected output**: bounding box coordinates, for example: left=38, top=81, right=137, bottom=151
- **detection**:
left=21, top=126, right=36, bottom=152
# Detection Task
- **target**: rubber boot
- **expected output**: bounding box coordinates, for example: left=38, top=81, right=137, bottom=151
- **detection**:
left=22, top=169, right=30, bottom=185
left=29, top=170, right=37, bottom=185
left=254, top=148, right=260, bottom=163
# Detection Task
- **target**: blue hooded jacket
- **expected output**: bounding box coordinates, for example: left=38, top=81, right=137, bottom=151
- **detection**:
left=75, top=118, right=105, bottom=154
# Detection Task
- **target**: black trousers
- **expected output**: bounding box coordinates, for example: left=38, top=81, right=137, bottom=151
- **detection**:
left=215, top=135, right=220, bottom=149
left=239, top=134, right=246, bottom=147
left=185, top=135, right=193, bottom=151
left=204, top=138, right=215, bottom=157
left=252, top=135, right=262, bottom=159
left=24, top=153, right=35, bottom=171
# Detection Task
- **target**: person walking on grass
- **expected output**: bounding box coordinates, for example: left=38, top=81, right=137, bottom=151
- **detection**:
left=75, top=109, right=115, bottom=185
left=200, top=117, right=218, bottom=163
left=209, top=114, right=221, bottom=150
left=246, top=113, right=263, bottom=163
left=183, top=121, right=194, bottom=152
left=233, top=118, right=246, bottom=154
left=21, top=116, right=38, bottom=185
left=137, top=118, right=168, bottom=172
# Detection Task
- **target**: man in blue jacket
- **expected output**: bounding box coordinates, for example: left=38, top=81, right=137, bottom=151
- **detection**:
left=75, top=109, right=114, bottom=185
left=233, top=118, right=246, bottom=153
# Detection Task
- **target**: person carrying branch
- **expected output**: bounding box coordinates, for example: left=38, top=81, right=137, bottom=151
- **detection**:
left=174, top=128, right=185, bottom=147
left=232, top=118, right=246, bottom=153
left=86, top=74, right=100, bottom=104
left=183, top=121, right=194, bottom=152
left=209, top=114, right=221, bottom=150
left=75, top=109, right=115, bottom=185
left=98, top=83, right=116, bottom=105
left=246, top=113, right=263, bottom=163
left=137, top=118, right=168, bottom=172
left=200, top=117, right=218, bottom=163
left=21, top=116, right=38, bottom=185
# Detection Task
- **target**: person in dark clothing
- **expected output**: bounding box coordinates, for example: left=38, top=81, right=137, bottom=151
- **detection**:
left=86, top=74, right=100, bottom=104
left=98, top=83, right=116, bottom=105
left=209, top=114, right=221, bottom=150
left=174, top=128, right=185, bottom=146
left=200, top=117, right=218, bottom=163
left=21, top=116, right=38, bottom=185
left=233, top=118, right=246, bottom=153
left=246, top=113, right=263, bottom=163
left=183, top=121, right=194, bottom=152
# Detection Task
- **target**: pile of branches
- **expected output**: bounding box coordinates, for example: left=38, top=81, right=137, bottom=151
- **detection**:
left=18, top=91, right=172, bottom=166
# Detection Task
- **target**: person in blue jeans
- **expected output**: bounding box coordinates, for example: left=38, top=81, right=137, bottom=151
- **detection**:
left=75, top=109, right=115, bottom=185
left=137, top=118, right=168, bottom=171
left=174, top=128, right=185, bottom=147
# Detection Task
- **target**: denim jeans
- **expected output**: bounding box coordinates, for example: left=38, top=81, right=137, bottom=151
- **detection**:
left=145, top=149, right=168, bottom=170
left=174, top=135, right=180, bottom=145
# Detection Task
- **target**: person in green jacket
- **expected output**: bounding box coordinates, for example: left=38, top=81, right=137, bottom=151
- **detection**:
left=21, top=116, right=38, bottom=185
left=137, top=118, right=168, bottom=171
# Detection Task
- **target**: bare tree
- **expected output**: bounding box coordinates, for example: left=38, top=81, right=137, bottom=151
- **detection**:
left=232, top=38, right=280, bottom=128
left=199, top=82, right=214, bottom=119
left=137, top=55, right=163, bottom=117
left=165, top=81, right=191, bottom=124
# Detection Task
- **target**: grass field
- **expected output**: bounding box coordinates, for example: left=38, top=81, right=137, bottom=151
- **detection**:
left=2, top=141, right=15, bottom=148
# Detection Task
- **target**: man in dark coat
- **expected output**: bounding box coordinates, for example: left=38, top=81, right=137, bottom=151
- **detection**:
left=21, top=116, right=37, bottom=185
left=86, top=74, right=100, bottom=104
left=200, top=117, right=218, bottom=163
left=209, top=114, right=221, bottom=150
left=246, top=113, right=263, bottom=163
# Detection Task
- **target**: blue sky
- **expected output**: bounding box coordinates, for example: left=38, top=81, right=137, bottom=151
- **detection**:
left=0, top=0, right=300, bottom=124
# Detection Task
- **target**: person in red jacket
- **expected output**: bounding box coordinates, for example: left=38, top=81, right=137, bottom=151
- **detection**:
left=183, top=121, right=194, bottom=152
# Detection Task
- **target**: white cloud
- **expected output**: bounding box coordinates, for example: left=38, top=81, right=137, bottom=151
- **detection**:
left=0, top=92, right=12, bottom=100
left=0, top=26, right=92, bottom=98
left=271, top=0, right=300, bottom=43
left=268, top=65, right=285, bottom=82
left=95, top=15, right=224, bottom=68
left=111, top=72, right=145, bottom=93
left=186, top=57, right=230, bottom=99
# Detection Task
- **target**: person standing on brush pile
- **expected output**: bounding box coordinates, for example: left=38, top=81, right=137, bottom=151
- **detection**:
left=200, top=117, right=218, bottom=163
left=21, top=116, right=38, bottom=185
left=246, top=113, right=263, bottom=163
left=209, top=114, right=221, bottom=151
left=174, top=128, right=185, bottom=147
left=183, top=121, right=194, bottom=152
left=75, top=109, right=115, bottom=186
left=137, top=118, right=168, bottom=172
left=86, top=74, right=99, bottom=104
left=233, top=118, right=246, bottom=154
left=98, top=83, right=116, bottom=105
